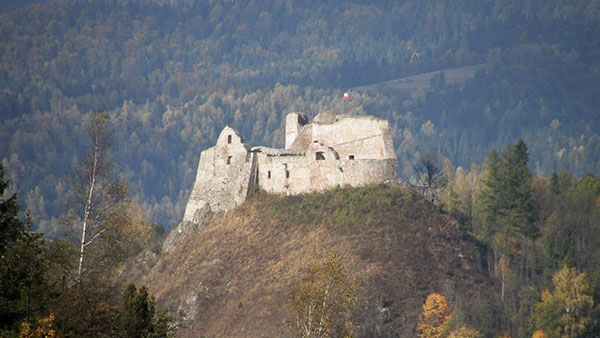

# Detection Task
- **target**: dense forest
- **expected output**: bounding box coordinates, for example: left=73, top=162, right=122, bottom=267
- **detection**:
left=1, top=0, right=599, bottom=231
left=1, top=2, right=600, bottom=335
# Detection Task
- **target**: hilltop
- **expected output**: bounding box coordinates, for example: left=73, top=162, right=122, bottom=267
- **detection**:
left=2, top=1, right=600, bottom=232
left=127, top=185, right=500, bottom=337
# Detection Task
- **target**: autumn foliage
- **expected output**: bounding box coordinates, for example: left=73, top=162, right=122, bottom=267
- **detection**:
left=288, top=253, right=357, bottom=338
left=417, top=293, right=453, bottom=338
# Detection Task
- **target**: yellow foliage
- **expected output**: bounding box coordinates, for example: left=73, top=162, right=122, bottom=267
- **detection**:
left=417, top=292, right=453, bottom=338
left=534, top=266, right=598, bottom=338
left=19, top=314, right=56, bottom=338
left=447, top=326, right=483, bottom=338
left=532, top=329, right=548, bottom=338
left=288, top=253, right=357, bottom=338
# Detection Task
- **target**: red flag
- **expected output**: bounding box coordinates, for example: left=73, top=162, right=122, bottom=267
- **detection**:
left=343, top=92, right=349, bottom=100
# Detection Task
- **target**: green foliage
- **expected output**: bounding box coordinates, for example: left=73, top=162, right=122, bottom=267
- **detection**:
left=0, top=165, right=173, bottom=338
left=476, top=139, right=535, bottom=269
left=479, top=140, right=534, bottom=233
left=0, top=230, right=49, bottom=336
left=2, top=2, right=600, bottom=335
left=440, top=163, right=479, bottom=233
left=1, top=164, right=23, bottom=254
left=0, top=165, right=50, bottom=336
left=267, top=184, right=415, bottom=228
left=533, top=266, right=599, bottom=338
left=2, top=0, right=600, bottom=235
left=460, top=141, right=600, bottom=337
left=119, top=284, right=171, bottom=338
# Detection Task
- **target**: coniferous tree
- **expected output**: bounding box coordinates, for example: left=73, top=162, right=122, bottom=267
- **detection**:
left=502, top=139, right=534, bottom=237
left=118, top=284, right=171, bottom=338
left=0, top=165, right=50, bottom=336
left=0, top=164, right=22, bottom=254
left=477, top=140, right=534, bottom=258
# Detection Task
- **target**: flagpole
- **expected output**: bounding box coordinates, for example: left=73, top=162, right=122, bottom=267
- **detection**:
left=343, top=92, right=348, bottom=115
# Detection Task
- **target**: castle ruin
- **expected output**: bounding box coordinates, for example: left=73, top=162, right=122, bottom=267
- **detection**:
left=182, top=111, right=398, bottom=226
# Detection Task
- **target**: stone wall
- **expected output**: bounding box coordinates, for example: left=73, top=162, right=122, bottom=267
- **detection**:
left=182, top=112, right=398, bottom=226
left=182, top=126, right=256, bottom=224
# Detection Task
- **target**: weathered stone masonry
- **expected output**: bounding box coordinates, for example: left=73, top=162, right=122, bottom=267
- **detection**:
left=182, top=111, right=398, bottom=226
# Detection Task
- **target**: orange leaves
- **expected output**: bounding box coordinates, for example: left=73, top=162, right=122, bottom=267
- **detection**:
left=417, top=293, right=452, bottom=338
left=19, top=314, right=56, bottom=338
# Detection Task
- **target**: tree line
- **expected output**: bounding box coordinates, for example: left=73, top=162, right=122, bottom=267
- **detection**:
left=0, top=110, right=171, bottom=337
left=436, top=139, right=600, bottom=337
left=1, top=0, right=599, bottom=238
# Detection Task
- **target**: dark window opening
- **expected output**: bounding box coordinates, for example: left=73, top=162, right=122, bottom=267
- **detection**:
left=349, top=155, right=355, bottom=160
left=268, top=171, right=271, bottom=179
left=227, top=135, right=232, bottom=144
left=316, top=151, right=325, bottom=160
left=227, top=156, right=232, bottom=165
left=286, top=170, right=290, bottom=178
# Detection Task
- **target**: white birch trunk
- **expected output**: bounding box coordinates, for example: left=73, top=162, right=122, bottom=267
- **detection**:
left=77, top=138, right=99, bottom=281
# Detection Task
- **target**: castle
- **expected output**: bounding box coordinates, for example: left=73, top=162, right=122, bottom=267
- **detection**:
left=182, top=111, right=398, bottom=225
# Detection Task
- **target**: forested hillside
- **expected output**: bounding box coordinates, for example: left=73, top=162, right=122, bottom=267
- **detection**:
left=1, top=0, right=599, bottom=230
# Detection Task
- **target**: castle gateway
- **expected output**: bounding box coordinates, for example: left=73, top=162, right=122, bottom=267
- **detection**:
left=182, top=111, right=398, bottom=225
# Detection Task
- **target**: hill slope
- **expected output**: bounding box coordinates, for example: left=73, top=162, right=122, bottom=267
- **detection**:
left=129, top=185, right=500, bottom=337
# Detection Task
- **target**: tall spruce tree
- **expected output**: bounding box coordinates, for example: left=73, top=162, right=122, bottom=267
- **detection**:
left=0, top=165, right=50, bottom=336
left=118, top=284, right=171, bottom=338
left=502, top=139, right=534, bottom=236
left=478, top=140, right=534, bottom=255
left=0, top=164, right=22, bottom=254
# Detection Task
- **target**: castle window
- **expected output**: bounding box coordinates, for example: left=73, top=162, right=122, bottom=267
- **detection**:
left=227, top=156, right=232, bottom=165
left=349, top=155, right=355, bottom=160
left=316, top=151, right=325, bottom=160
left=268, top=171, right=271, bottom=179
left=286, top=170, right=290, bottom=178
left=227, top=135, right=232, bottom=144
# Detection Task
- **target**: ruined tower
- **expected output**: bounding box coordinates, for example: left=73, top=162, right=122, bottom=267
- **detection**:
left=182, top=112, right=398, bottom=226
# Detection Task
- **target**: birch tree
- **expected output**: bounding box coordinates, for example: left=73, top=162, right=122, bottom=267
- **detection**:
left=68, top=109, right=126, bottom=281
left=533, top=266, right=599, bottom=338
left=288, top=253, right=357, bottom=338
